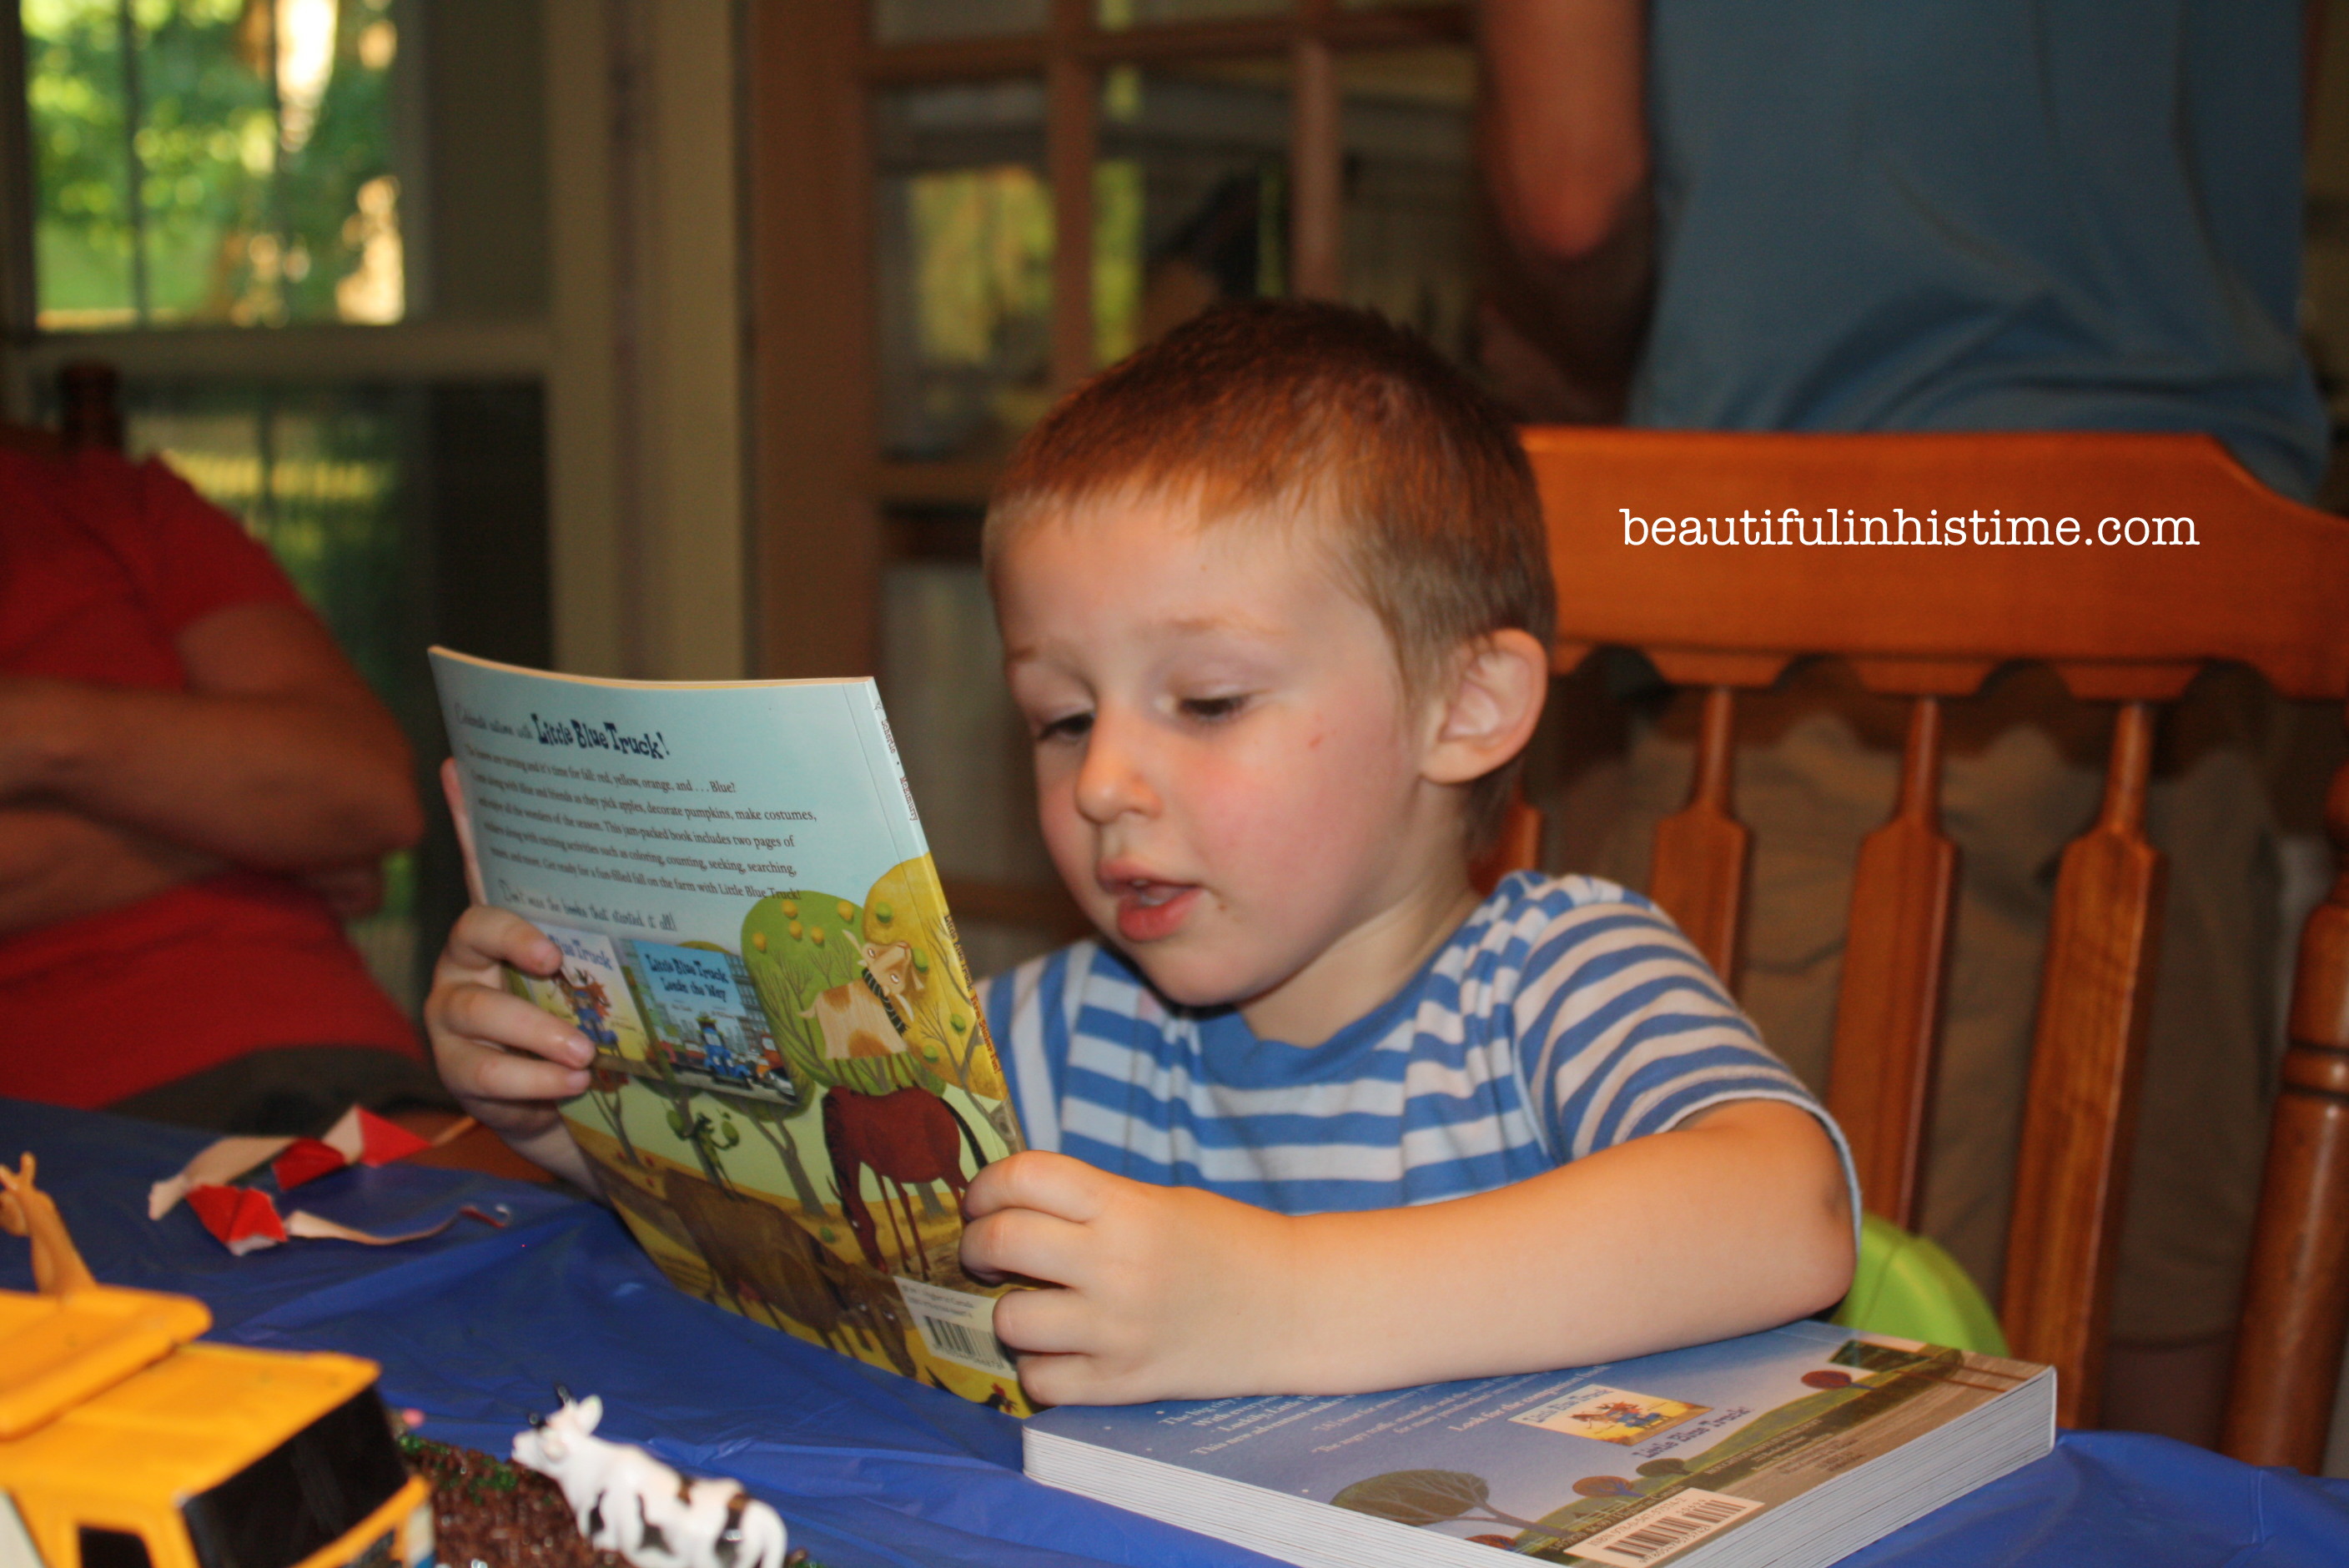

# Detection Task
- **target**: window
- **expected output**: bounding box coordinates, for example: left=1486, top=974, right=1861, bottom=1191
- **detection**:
left=179, top=1389, right=409, bottom=1568
left=748, top=0, right=1477, bottom=974
left=873, top=78, right=1052, bottom=464
left=76, top=1530, right=153, bottom=1568
left=24, top=0, right=412, bottom=330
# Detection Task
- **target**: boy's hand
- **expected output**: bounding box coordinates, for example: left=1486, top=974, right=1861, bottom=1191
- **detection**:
left=961, top=1151, right=1301, bottom=1406
left=423, top=903, right=598, bottom=1187
left=964, top=1103, right=1851, bottom=1406
left=427, top=757, right=597, bottom=1189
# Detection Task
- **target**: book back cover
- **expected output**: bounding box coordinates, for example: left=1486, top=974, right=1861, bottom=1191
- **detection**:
left=431, top=649, right=1032, bottom=1414
left=1029, top=1320, right=2050, bottom=1563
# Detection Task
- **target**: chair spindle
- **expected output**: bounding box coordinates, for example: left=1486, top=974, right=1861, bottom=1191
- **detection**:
left=1999, top=701, right=2164, bottom=1428
left=1647, top=685, right=1748, bottom=985
left=57, top=361, right=123, bottom=453
left=2222, top=736, right=2349, bottom=1469
left=1824, top=696, right=1958, bottom=1232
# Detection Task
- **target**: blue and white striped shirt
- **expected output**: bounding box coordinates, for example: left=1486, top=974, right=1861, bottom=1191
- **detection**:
left=982, top=872, right=1856, bottom=1215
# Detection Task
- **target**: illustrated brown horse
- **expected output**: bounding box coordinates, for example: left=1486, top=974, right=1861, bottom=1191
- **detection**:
left=821, top=1085, right=988, bottom=1278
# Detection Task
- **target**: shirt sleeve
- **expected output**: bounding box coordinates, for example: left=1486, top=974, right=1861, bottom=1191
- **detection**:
left=982, top=942, right=1087, bottom=1155
left=81, top=451, right=304, bottom=636
left=1510, top=882, right=1862, bottom=1224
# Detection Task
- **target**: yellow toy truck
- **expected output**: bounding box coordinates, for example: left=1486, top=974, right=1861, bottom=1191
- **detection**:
left=0, top=1157, right=434, bottom=1568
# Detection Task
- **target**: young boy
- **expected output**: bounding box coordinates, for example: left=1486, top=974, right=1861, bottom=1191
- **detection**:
left=426, top=302, right=1854, bottom=1411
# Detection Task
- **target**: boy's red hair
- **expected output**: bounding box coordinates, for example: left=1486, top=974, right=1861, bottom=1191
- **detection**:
left=984, top=299, right=1554, bottom=851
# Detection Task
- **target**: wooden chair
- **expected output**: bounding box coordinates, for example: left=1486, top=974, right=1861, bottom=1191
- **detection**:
left=1492, top=426, right=2349, bottom=1470
left=0, top=362, right=124, bottom=455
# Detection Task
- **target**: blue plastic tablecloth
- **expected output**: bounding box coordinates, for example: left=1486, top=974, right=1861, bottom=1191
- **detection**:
left=7, top=1098, right=2347, bottom=1568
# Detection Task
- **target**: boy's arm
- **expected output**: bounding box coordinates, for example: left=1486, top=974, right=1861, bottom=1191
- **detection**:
left=0, top=807, right=221, bottom=937
left=0, top=601, right=423, bottom=874
left=963, top=1098, right=1852, bottom=1407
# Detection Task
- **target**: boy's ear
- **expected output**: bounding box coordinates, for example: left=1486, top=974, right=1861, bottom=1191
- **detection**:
left=1421, top=629, right=1548, bottom=786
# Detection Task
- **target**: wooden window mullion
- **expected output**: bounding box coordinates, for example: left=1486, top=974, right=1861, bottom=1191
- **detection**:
left=1048, top=0, right=1098, bottom=389
left=747, top=0, right=882, bottom=677
left=1290, top=0, right=1342, bottom=300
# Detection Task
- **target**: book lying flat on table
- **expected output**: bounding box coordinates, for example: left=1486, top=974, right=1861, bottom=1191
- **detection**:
left=1026, top=1321, right=2053, bottom=1568
left=430, top=649, right=1033, bottom=1415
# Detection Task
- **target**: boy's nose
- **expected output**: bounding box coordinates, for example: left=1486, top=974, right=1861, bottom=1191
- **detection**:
left=1073, top=713, right=1160, bottom=824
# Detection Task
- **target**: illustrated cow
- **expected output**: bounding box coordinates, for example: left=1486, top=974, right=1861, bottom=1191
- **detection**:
left=797, top=942, right=920, bottom=1061
left=601, top=1169, right=700, bottom=1254
left=656, top=1170, right=918, bottom=1377
left=513, top=1390, right=789, bottom=1568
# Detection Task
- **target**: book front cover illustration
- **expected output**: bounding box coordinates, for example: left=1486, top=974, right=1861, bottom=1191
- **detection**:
left=1029, top=1321, right=2047, bottom=1562
left=431, top=649, right=1031, bottom=1415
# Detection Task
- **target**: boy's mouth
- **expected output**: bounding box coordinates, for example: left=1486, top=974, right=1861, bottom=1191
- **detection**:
left=1104, top=876, right=1200, bottom=942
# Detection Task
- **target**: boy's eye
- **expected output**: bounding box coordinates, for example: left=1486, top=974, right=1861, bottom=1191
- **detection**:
left=1178, top=694, right=1249, bottom=723
left=1035, top=711, right=1094, bottom=743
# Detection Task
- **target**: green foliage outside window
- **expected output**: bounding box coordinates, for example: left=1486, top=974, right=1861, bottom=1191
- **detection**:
left=25, top=0, right=406, bottom=329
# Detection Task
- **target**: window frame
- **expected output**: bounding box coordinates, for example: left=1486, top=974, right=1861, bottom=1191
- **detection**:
left=865, top=0, right=1473, bottom=498
left=745, top=0, right=1476, bottom=662
left=742, top=0, right=1473, bottom=932
left=0, top=2, right=547, bottom=415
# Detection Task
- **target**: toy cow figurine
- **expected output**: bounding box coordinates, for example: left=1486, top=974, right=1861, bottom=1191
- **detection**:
left=513, top=1389, right=789, bottom=1568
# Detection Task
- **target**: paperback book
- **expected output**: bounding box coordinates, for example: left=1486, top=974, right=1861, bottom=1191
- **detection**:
left=1026, top=1320, right=2053, bottom=1567
left=430, top=649, right=1031, bottom=1414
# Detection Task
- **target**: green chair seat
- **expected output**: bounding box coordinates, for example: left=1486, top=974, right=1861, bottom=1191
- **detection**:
left=1830, top=1213, right=2008, bottom=1356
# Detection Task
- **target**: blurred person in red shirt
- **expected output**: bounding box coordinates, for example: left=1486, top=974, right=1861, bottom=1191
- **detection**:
left=0, top=440, right=437, bottom=1133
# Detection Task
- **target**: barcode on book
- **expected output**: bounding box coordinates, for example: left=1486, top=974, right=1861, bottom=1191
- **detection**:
left=1570, top=1489, right=1762, bottom=1568
left=922, top=1314, right=1007, bottom=1365
left=895, top=1275, right=1015, bottom=1375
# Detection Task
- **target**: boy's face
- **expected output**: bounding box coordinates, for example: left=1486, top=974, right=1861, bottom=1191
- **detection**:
left=994, top=495, right=1465, bottom=1023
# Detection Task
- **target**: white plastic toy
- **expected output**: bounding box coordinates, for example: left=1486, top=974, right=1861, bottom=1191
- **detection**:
left=512, top=1389, right=790, bottom=1568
